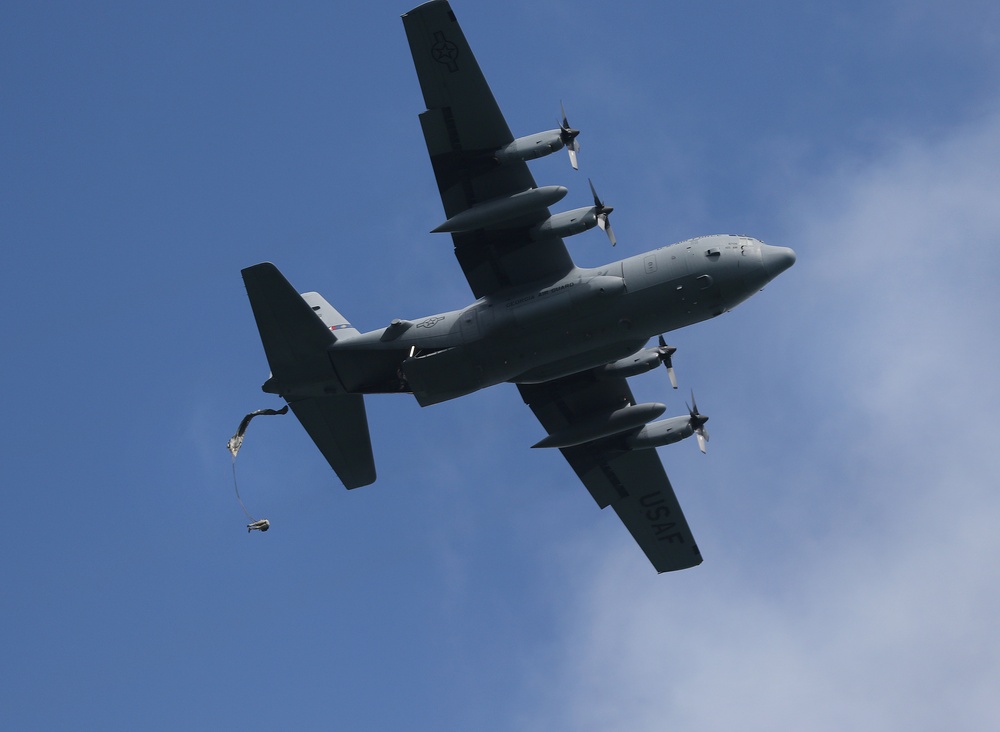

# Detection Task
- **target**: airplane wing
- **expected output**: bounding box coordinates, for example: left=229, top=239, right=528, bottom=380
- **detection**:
left=519, top=374, right=704, bottom=573
left=402, top=0, right=575, bottom=298
left=403, top=2, right=701, bottom=572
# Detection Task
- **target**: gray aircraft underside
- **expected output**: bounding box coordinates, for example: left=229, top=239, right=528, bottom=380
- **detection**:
left=240, top=0, right=796, bottom=573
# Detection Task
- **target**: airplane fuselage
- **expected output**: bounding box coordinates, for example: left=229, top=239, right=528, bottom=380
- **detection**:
left=326, top=234, right=795, bottom=406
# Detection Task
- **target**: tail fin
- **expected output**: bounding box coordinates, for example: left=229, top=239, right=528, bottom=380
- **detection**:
left=241, top=263, right=337, bottom=393
left=241, top=263, right=376, bottom=488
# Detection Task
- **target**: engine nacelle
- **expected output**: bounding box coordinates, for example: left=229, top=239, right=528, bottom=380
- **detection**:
left=625, top=416, right=695, bottom=450
left=529, top=206, right=599, bottom=241
left=432, top=186, right=568, bottom=233
left=494, top=130, right=565, bottom=164
left=532, top=402, right=667, bottom=449
left=597, top=348, right=662, bottom=379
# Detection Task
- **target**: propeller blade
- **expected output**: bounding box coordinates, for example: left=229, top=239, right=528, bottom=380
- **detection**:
left=696, top=430, right=708, bottom=454
left=589, top=179, right=615, bottom=245
left=686, top=390, right=709, bottom=454
left=588, top=178, right=602, bottom=207
left=560, top=102, right=581, bottom=170
left=598, top=214, right=617, bottom=245
left=656, top=335, right=678, bottom=388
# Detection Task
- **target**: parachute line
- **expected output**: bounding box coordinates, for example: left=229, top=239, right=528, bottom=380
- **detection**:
left=227, top=405, right=288, bottom=532
left=231, top=458, right=256, bottom=521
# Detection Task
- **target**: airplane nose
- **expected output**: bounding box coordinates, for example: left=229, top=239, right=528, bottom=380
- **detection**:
left=760, top=244, right=796, bottom=279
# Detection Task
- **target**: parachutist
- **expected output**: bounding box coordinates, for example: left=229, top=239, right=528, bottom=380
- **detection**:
left=247, top=519, right=270, bottom=533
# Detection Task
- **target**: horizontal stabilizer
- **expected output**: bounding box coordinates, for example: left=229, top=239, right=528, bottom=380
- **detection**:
left=288, top=395, right=376, bottom=489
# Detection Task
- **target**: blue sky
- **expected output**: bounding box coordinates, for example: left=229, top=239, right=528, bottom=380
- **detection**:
left=3, top=1, right=999, bottom=729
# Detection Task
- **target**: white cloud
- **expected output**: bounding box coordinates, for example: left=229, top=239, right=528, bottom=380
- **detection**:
left=520, top=105, right=1000, bottom=731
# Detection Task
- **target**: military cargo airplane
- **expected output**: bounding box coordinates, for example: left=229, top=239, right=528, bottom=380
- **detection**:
left=240, top=0, right=795, bottom=572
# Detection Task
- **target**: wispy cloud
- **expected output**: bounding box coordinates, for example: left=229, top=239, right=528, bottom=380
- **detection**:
left=521, top=104, right=1000, bottom=732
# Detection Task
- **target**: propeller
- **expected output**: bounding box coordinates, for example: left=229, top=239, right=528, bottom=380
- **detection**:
left=589, top=179, right=616, bottom=246
left=685, top=391, right=710, bottom=454
left=656, top=335, right=678, bottom=388
left=560, top=102, right=581, bottom=170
